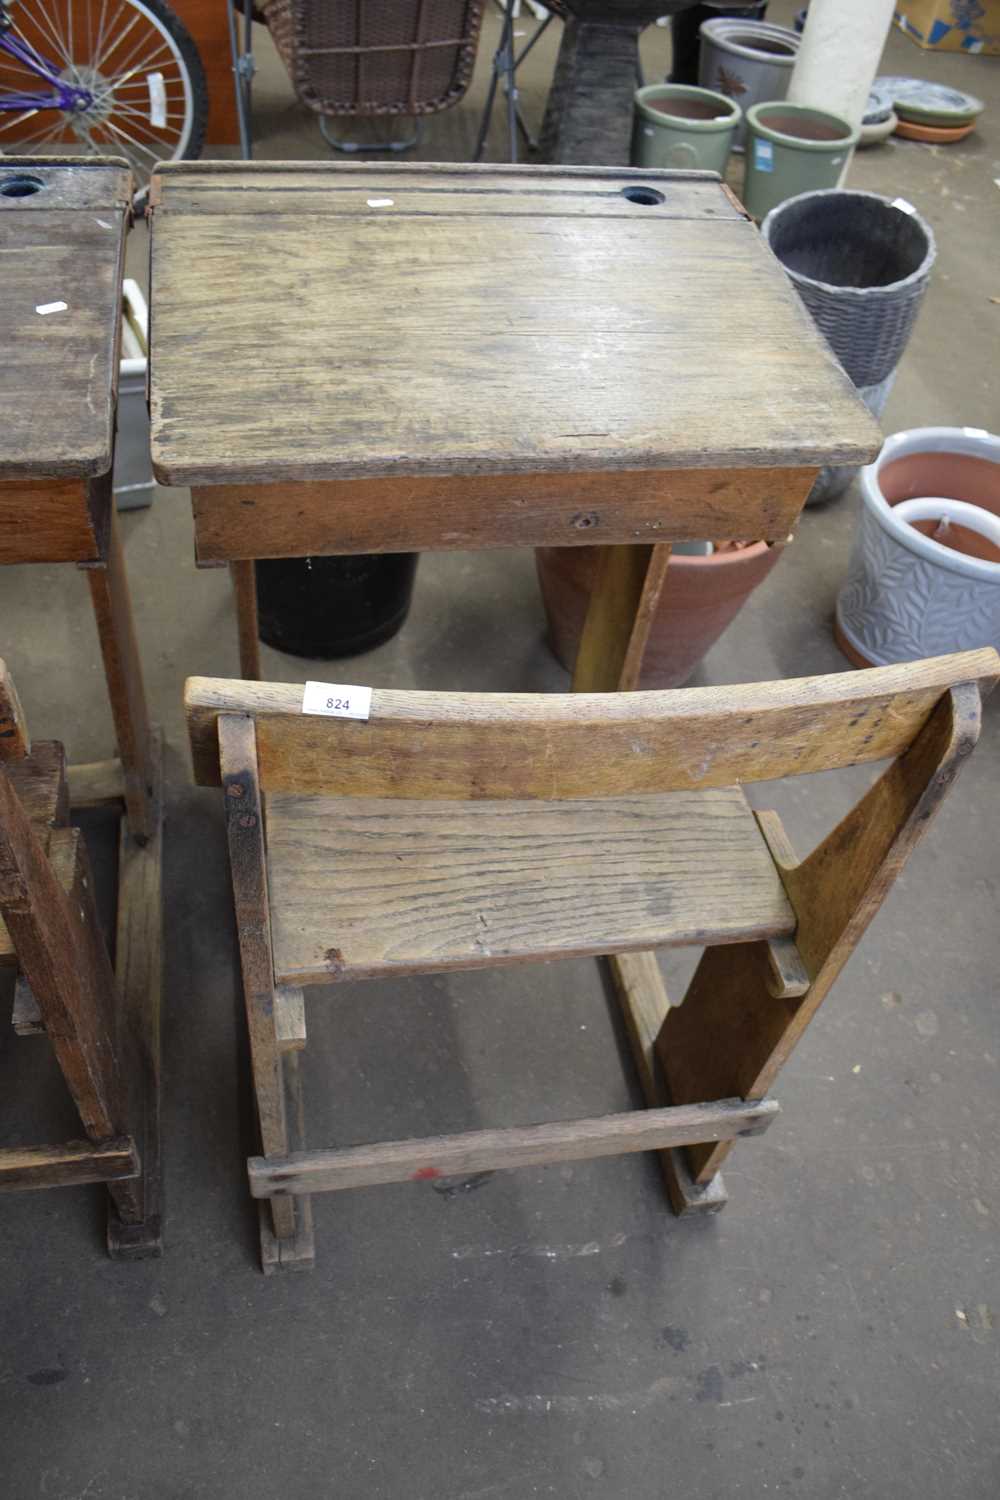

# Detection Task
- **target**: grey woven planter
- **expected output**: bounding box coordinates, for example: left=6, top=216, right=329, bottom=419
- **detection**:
left=804, top=370, right=896, bottom=507
left=761, top=189, right=936, bottom=389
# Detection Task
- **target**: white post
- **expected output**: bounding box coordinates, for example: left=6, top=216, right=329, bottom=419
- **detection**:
left=787, top=0, right=896, bottom=179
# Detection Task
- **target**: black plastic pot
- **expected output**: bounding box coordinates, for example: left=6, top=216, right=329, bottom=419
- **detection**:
left=668, top=0, right=768, bottom=84
left=255, top=553, right=419, bottom=659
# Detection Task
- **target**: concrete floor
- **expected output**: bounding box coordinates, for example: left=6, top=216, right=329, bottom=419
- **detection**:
left=2, top=5, right=1000, bottom=1497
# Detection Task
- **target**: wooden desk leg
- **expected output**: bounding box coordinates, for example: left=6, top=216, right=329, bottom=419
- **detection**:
left=85, top=505, right=155, bottom=843
left=0, top=771, right=152, bottom=1240
left=107, top=730, right=165, bottom=1259
left=572, top=542, right=728, bottom=1213
left=230, top=561, right=262, bottom=681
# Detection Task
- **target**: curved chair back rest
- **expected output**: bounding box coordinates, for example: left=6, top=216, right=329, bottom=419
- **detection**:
left=263, top=0, right=486, bottom=117
left=185, top=649, right=998, bottom=799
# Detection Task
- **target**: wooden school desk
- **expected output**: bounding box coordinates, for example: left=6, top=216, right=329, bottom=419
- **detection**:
left=148, top=160, right=879, bottom=1214
left=0, top=157, right=162, bottom=1254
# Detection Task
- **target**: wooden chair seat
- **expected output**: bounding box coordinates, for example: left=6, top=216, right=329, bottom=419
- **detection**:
left=265, top=786, right=796, bottom=986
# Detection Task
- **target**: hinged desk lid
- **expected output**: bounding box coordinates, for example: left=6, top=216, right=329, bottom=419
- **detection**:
left=0, top=158, right=131, bottom=481
left=149, top=162, right=881, bottom=488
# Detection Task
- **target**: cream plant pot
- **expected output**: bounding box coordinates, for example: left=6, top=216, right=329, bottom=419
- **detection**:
left=836, top=426, right=1000, bottom=667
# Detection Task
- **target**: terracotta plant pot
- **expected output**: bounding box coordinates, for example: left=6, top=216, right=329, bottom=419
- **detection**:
left=836, top=426, right=1000, bottom=668
left=536, top=540, right=786, bottom=688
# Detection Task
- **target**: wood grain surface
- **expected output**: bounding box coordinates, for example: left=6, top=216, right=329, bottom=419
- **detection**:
left=0, top=478, right=105, bottom=564
left=190, top=466, right=813, bottom=561
left=185, top=650, right=1000, bottom=794
left=219, top=714, right=296, bottom=1242
left=0, top=160, right=130, bottom=480
left=107, top=733, right=164, bottom=1256
left=0, top=659, right=30, bottom=760
left=571, top=544, right=672, bottom=693
left=265, top=786, right=794, bottom=985
left=658, top=681, right=988, bottom=1183
left=0, top=783, right=124, bottom=1142
left=86, top=507, right=155, bottom=840
left=0, top=742, right=69, bottom=966
left=0, top=1138, right=139, bottom=1192
left=247, top=1097, right=780, bottom=1197
left=149, top=162, right=880, bottom=487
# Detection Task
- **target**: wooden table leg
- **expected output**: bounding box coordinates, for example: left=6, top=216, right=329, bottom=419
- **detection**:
left=230, top=560, right=262, bottom=681
left=572, top=542, right=728, bottom=1213
left=85, top=502, right=155, bottom=843
left=106, top=730, right=164, bottom=1259
left=0, top=769, right=154, bottom=1238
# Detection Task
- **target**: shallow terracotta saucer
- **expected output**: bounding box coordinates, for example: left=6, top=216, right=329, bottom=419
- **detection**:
left=894, top=118, right=976, bottom=144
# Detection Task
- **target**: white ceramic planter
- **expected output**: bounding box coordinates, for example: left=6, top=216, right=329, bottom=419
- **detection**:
left=698, top=18, right=799, bottom=150
left=836, top=426, right=1000, bottom=666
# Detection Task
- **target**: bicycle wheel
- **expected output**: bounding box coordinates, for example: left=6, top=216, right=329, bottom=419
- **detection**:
left=0, top=0, right=208, bottom=189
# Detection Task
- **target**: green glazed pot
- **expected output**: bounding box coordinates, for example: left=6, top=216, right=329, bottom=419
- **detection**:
left=742, top=101, right=858, bottom=221
left=632, top=84, right=741, bottom=174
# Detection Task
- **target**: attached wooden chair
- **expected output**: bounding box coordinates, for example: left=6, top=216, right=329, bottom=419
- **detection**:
left=186, top=648, right=997, bottom=1272
left=0, top=660, right=157, bottom=1254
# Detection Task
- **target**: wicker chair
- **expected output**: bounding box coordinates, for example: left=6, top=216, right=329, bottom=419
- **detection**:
left=259, top=0, right=486, bottom=150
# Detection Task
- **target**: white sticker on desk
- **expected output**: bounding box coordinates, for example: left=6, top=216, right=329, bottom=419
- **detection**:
left=147, top=71, right=167, bottom=128
left=302, top=682, right=372, bottom=720
left=36, top=300, right=68, bottom=315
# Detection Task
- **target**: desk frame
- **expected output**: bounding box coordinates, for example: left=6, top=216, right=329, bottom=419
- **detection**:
left=1, top=419, right=163, bottom=1260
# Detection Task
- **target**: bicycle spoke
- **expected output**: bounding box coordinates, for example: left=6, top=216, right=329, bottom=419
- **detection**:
left=17, top=0, right=72, bottom=68
left=102, top=114, right=165, bottom=162
left=9, top=7, right=66, bottom=73
left=96, top=131, right=144, bottom=176
left=92, top=0, right=131, bottom=72
left=92, top=0, right=112, bottom=78
left=0, top=106, right=41, bottom=134
left=106, top=98, right=183, bottom=129
left=97, top=70, right=185, bottom=111
left=93, top=3, right=143, bottom=72
left=100, top=37, right=174, bottom=87
left=104, top=98, right=177, bottom=136
left=108, top=79, right=186, bottom=94
left=0, top=54, right=52, bottom=83
left=99, top=31, right=169, bottom=79
left=6, top=114, right=68, bottom=148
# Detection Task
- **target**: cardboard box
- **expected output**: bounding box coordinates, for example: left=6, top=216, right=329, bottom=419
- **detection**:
left=894, top=0, right=1000, bottom=52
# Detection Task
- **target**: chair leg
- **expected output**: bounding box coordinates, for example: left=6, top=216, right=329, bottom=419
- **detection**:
left=219, top=712, right=313, bottom=1268
left=258, top=1052, right=314, bottom=1275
